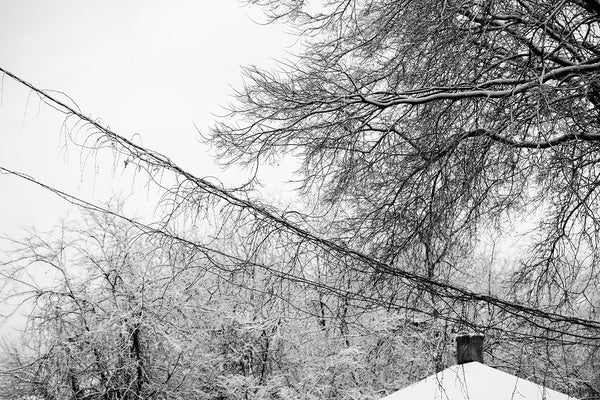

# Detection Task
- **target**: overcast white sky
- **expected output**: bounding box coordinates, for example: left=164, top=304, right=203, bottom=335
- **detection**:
left=0, top=1, right=300, bottom=337
left=0, top=1, right=297, bottom=236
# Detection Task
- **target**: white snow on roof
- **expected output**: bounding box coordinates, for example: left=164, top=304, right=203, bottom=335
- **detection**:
left=381, top=362, right=577, bottom=400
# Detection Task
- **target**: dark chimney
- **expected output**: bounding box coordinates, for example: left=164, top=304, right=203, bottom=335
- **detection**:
left=456, top=334, right=484, bottom=364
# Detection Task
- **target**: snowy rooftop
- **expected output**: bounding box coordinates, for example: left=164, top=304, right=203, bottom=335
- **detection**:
left=381, top=362, right=577, bottom=400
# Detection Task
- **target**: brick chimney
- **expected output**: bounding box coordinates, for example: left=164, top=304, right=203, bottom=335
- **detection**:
left=456, top=334, right=484, bottom=364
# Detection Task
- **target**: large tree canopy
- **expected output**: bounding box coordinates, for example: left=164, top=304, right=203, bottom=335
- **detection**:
left=212, top=0, right=600, bottom=299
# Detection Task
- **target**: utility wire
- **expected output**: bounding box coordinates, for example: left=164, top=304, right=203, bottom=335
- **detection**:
left=1, top=165, right=596, bottom=343
left=2, top=66, right=600, bottom=336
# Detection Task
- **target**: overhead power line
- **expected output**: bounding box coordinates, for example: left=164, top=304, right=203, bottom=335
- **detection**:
left=2, top=66, right=600, bottom=339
